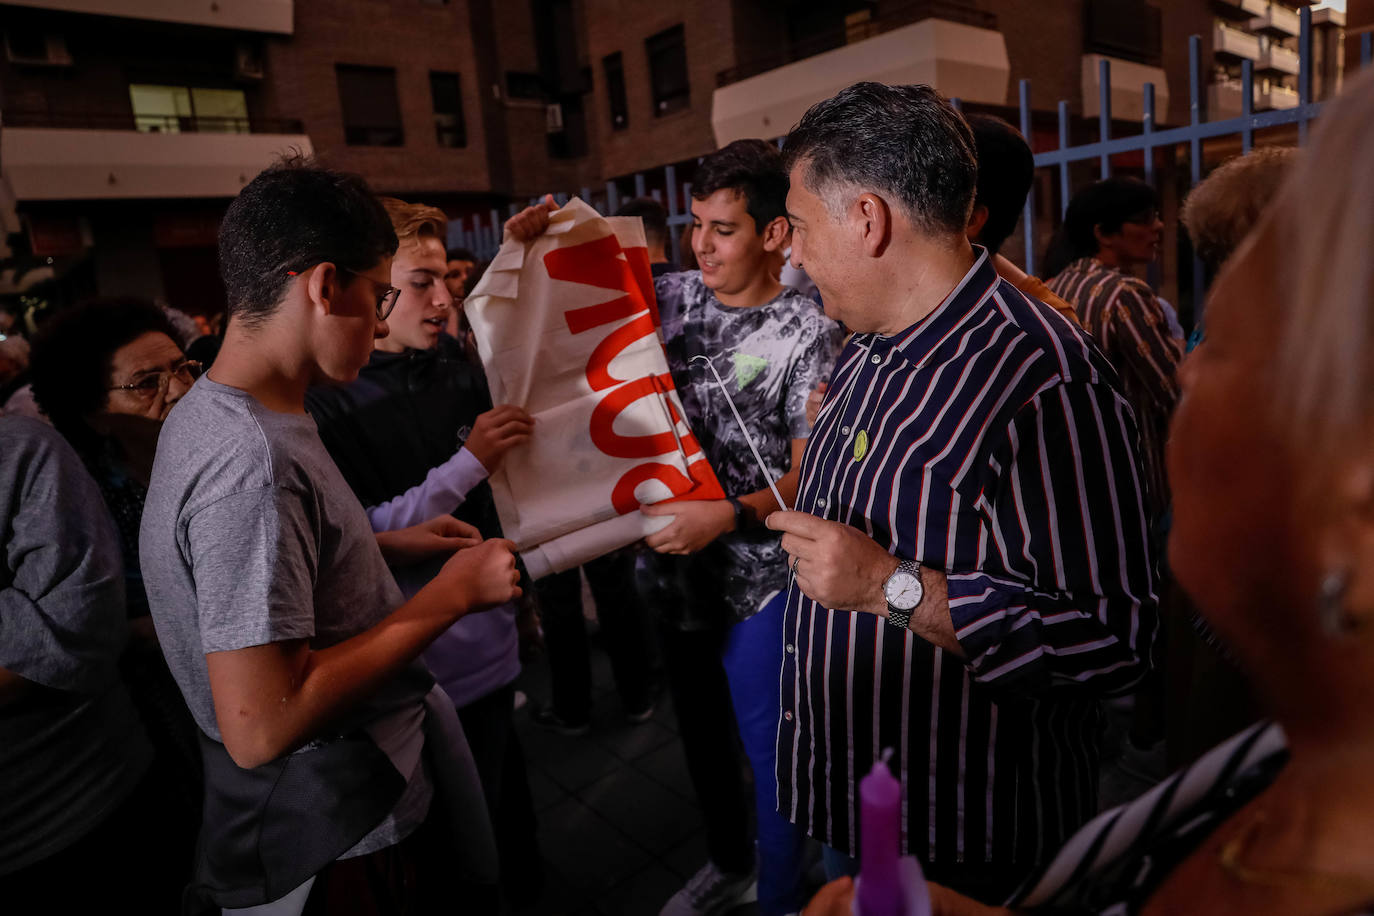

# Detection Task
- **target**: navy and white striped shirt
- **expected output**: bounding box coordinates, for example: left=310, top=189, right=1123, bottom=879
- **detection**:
left=776, top=251, right=1160, bottom=873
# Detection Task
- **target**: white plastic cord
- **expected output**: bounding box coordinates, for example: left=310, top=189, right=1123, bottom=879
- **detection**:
left=689, top=355, right=788, bottom=510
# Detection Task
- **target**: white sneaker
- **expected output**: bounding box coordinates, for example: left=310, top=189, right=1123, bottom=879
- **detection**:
left=660, top=862, right=758, bottom=916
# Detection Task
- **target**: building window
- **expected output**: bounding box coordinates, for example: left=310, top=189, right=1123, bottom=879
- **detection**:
left=429, top=71, right=466, bottom=148
left=505, top=71, right=546, bottom=101
left=1083, top=0, right=1162, bottom=67
left=646, top=24, right=689, bottom=116
left=603, top=52, right=628, bottom=130
left=336, top=64, right=404, bottom=146
left=129, top=85, right=250, bottom=133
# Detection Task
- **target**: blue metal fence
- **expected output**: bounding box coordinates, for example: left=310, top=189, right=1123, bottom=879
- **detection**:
left=1018, top=6, right=1370, bottom=319
left=451, top=6, right=1371, bottom=323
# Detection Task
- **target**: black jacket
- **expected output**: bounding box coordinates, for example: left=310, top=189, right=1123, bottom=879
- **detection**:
left=305, top=335, right=502, bottom=540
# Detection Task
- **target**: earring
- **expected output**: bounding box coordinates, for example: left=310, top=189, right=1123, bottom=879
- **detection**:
left=1319, top=569, right=1353, bottom=638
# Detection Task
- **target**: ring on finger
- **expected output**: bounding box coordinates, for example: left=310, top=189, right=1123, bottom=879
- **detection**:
left=791, top=555, right=801, bottom=575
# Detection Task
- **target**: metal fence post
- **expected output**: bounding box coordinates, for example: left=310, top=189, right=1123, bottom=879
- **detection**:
left=1188, top=34, right=1205, bottom=327
left=1098, top=57, right=1112, bottom=178
left=634, top=172, right=647, bottom=198
left=1143, top=81, right=1159, bottom=291
left=1057, top=100, right=1070, bottom=217
left=1018, top=78, right=1035, bottom=275
left=1241, top=59, right=1254, bottom=154
left=664, top=164, right=680, bottom=263
left=1298, top=6, right=1313, bottom=144
left=1142, top=82, right=1155, bottom=187
left=605, top=180, right=620, bottom=215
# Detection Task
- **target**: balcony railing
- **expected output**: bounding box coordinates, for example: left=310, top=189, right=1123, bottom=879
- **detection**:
left=1212, top=0, right=1268, bottom=20
left=1213, top=22, right=1261, bottom=59
left=1250, top=3, right=1300, bottom=37
left=1256, top=83, right=1299, bottom=109
left=1257, top=43, right=1300, bottom=74
left=716, top=0, right=997, bottom=88
left=2, top=109, right=305, bottom=134
left=1208, top=78, right=1248, bottom=119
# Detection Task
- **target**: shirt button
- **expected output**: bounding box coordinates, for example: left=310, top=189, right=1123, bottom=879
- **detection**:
left=817, top=498, right=827, bottom=508
left=870, top=354, right=882, bottom=365
left=784, top=710, right=794, bottom=722
left=841, top=426, right=850, bottom=435
left=785, top=644, right=795, bottom=654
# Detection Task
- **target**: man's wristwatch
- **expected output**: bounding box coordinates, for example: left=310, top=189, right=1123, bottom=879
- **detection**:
left=882, top=559, right=924, bottom=630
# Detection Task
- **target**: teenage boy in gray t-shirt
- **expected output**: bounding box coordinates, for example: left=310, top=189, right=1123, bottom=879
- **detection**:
left=139, top=157, right=529, bottom=914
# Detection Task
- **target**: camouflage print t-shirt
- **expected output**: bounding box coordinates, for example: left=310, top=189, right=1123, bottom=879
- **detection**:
left=638, top=270, right=844, bottom=626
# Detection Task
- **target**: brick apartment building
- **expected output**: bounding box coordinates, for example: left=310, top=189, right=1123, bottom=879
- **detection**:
left=0, top=0, right=1350, bottom=316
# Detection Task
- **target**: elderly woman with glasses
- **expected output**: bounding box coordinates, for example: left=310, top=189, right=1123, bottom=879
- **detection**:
left=30, top=298, right=200, bottom=614
left=28, top=297, right=203, bottom=875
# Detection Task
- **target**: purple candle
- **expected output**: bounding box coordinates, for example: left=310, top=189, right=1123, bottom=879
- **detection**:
left=856, top=755, right=903, bottom=916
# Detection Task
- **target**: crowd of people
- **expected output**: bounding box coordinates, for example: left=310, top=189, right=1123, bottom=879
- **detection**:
left=3, top=65, right=1373, bottom=916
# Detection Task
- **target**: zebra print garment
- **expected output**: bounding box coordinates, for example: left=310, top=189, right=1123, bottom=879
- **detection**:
left=1008, top=721, right=1288, bottom=913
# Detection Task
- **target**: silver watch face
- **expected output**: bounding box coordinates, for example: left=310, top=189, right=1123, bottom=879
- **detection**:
left=883, top=570, right=922, bottom=610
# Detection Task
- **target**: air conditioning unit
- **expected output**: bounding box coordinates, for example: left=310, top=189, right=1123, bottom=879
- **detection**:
left=545, top=103, right=565, bottom=133
left=4, top=31, right=72, bottom=67
left=234, top=43, right=265, bottom=81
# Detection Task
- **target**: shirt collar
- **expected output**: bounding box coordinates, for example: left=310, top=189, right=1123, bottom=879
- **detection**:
left=859, top=246, right=1001, bottom=367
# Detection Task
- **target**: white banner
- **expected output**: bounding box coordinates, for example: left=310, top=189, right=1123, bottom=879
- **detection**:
left=464, top=198, right=724, bottom=578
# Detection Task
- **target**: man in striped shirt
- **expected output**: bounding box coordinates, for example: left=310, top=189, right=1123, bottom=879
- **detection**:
left=765, top=82, right=1160, bottom=901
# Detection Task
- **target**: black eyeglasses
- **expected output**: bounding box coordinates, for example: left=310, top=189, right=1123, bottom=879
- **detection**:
left=109, top=359, right=202, bottom=397
left=340, top=266, right=402, bottom=320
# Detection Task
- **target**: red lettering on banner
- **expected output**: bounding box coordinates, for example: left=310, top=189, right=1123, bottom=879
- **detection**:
left=621, top=246, right=660, bottom=326
left=584, top=313, right=656, bottom=391
left=565, top=295, right=641, bottom=336
left=611, top=463, right=694, bottom=515
left=588, top=375, right=680, bottom=458
left=547, top=233, right=724, bottom=514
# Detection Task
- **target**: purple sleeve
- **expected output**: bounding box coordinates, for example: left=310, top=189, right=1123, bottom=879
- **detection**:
left=366, top=447, right=490, bottom=533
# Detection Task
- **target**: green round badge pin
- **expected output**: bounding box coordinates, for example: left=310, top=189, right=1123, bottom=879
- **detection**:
left=853, top=429, right=869, bottom=462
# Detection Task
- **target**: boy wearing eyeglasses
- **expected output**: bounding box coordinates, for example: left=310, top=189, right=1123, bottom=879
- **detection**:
left=306, top=197, right=543, bottom=906
left=138, top=156, right=522, bottom=914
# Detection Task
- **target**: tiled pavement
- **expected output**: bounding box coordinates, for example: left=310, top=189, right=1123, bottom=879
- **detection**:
left=508, top=633, right=766, bottom=916
left=503, top=622, right=1165, bottom=915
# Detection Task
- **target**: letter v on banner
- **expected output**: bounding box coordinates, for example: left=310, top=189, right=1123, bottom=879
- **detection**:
left=463, top=198, right=723, bottom=578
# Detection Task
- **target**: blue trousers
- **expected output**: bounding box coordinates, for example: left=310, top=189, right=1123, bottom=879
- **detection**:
left=721, top=591, right=809, bottom=916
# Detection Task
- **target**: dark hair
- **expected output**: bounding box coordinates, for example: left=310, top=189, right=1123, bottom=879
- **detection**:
left=615, top=197, right=669, bottom=248
left=691, top=139, right=789, bottom=234
left=218, top=154, right=398, bottom=327
left=446, top=246, right=476, bottom=262
left=783, top=82, right=976, bottom=236
left=29, top=297, right=181, bottom=455
left=967, top=114, right=1035, bottom=254
left=462, top=261, right=490, bottom=299
left=1042, top=177, right=1159, bottom=277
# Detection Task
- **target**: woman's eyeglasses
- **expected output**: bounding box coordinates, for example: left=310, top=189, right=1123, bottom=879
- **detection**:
left=109, top=359, right=203, bottom=397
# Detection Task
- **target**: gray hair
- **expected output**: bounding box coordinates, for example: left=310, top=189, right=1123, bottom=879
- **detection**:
left=1181, top=146, right=1298, bottom=269
left=782, top=82, right=977, bottom=237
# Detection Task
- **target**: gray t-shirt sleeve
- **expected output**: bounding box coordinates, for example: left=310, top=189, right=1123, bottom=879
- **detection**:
left=783, top=315, right=844, bottom=441
left=0, top=420, right=127, bottom=694
left=184, top=485, right=319, bottom=654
